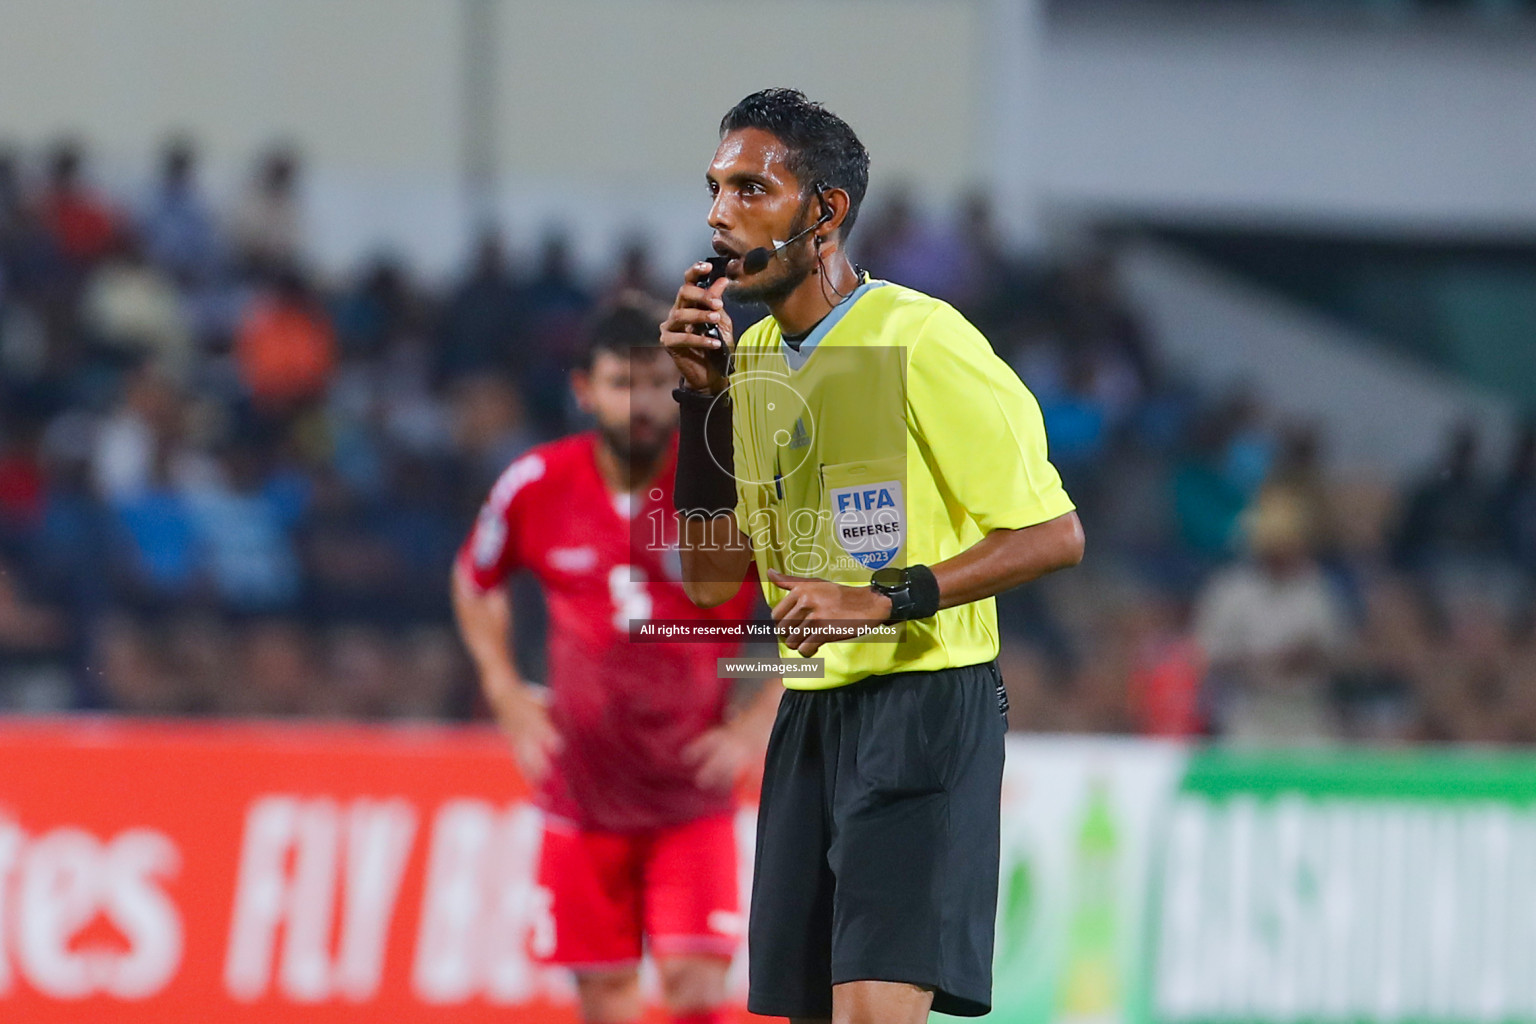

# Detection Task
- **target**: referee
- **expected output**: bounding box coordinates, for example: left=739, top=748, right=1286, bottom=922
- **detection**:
left=661, top=89, right=1084, bottom=1024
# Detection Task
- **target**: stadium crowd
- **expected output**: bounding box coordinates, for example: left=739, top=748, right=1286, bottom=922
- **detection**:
left=0, top=139, right=1532, bottom=743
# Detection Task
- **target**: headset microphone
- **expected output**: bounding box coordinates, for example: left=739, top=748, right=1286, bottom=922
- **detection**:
left=740, top=185, right=834, bottom=275
left=742, top=215, right=825, bottom=275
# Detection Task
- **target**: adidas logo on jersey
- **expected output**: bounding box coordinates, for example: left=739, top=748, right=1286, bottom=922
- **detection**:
left=787, top=417, right=810, bottom=450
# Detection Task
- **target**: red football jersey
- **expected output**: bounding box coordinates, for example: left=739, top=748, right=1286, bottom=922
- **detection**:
left=458, top=432, right=758, bottom=832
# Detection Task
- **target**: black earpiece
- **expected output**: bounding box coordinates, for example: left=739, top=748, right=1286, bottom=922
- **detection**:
left=814, top=182, right=833, bottom=238
left=741, top=185, right=835, bottom=275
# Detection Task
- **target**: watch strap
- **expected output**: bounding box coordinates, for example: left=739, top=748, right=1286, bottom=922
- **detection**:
left=876, top=564, right=939, bottom=622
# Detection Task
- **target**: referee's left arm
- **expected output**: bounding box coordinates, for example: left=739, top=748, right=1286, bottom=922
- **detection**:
left=905, top=303, right=1084, bottom=599
left=925, top=512, right=1083, bottom=608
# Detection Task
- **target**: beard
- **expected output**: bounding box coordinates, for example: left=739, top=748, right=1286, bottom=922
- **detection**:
left=600, top=419, right=667, bottom=468
left=725, top=209, right=820, bottom=306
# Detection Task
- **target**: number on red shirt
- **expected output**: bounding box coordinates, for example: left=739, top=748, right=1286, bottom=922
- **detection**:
left=607, top=565, right=652, bottom=632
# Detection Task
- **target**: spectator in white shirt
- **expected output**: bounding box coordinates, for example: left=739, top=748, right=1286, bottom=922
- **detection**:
left=1194, top=491, right=1350, bottom=742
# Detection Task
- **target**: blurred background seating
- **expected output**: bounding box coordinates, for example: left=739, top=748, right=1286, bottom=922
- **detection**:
left=0, top=134, right=1531, bottom=740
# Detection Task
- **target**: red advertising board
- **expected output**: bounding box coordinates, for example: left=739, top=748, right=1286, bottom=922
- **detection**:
left=0, top=719, right=756, bottom=1022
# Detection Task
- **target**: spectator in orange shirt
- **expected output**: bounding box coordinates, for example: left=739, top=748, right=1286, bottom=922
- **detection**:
left=235, top=267, right=336, bottom=415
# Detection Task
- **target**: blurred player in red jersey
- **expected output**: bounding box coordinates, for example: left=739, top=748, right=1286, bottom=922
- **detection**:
left=452, top=296, right=775, bottom=1024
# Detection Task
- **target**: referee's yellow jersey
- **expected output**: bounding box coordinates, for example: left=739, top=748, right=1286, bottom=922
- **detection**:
left=728, top=276, right=1075, bottom=690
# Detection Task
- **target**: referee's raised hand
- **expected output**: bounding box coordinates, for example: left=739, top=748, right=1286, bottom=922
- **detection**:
left=660, top=262, right=734, bottom=394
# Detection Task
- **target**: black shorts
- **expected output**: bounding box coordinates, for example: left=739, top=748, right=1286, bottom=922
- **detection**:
left=747, top=660, right=1007, bottom=1019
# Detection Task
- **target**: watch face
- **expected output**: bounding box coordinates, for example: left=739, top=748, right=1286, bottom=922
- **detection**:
left=870, top=567, right=907, bottom=590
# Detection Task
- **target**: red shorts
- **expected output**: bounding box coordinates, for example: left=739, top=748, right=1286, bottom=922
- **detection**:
left=531, top=811, right=742, bottom=969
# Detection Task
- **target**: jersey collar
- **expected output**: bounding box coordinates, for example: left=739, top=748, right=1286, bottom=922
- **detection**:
left=780, top=274, right=885, bottom=372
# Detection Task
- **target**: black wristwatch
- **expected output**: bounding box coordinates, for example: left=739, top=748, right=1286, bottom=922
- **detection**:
left=869, top=565, right=941, bottom=622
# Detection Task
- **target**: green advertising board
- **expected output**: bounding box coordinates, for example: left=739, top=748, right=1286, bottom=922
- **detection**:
left=975, top=739, right=1536, bottom=1024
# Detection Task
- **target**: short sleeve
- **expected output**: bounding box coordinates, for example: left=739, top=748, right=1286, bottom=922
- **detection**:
left=905, top=304, right=1075, bottom=532
left=456, top=451, right=546, bottom=593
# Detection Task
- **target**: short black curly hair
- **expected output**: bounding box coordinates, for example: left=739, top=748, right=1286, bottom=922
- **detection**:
left=583, top=291, right=667, bottom=368
left=719, top=88, right=870, bottom=241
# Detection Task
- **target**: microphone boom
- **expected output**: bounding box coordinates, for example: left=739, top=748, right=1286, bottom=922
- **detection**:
left=740, top=202, right=832, bottom=277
